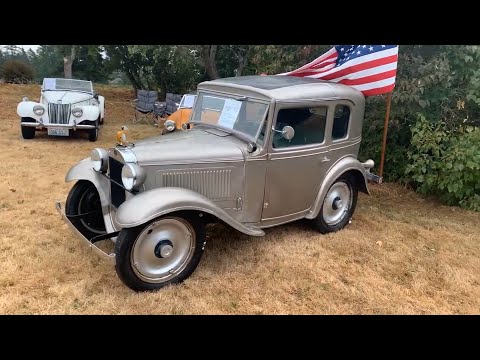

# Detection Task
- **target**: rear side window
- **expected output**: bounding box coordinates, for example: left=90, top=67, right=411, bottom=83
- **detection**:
left=332, top=105, right=350, bottom=140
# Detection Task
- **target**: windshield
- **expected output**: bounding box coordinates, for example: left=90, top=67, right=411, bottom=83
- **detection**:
left=191, top=92, right=268, bottom=142
left=42, top=78, right=93, bottom=93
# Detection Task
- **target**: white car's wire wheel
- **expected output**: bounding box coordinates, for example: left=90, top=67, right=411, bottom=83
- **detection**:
left=115, top=213, right=206, bottom=292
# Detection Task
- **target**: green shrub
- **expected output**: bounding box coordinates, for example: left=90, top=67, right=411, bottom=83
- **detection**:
left=0, top=59, right=34, bottom=83
left=406, top=114, right=480, bottom=211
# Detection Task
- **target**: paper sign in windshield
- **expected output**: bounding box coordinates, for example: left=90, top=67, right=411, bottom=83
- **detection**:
left=218, top=99, right=242, bottom=129
left=43, top=78, right=56, bottom=90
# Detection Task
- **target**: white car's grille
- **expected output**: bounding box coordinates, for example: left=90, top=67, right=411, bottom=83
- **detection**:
left=48, top=103, right=71, bottom=124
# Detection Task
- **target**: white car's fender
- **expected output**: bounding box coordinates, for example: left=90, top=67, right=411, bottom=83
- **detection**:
left=98, top=95, right=105, bottom=119
left=74, top=105, right=100, bottom=122
left=17, top=101, right=43, bottom=120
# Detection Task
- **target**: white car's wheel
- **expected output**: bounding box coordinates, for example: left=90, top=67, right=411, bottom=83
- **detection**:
left=20, top=117, right=36, bottom=139
left=88, top=120, right=99, bottom=142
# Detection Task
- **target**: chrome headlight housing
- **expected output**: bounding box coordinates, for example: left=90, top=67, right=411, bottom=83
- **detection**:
left=121, top=163, right=146, bottom=191
left=72, top=108, right=83, bottom=117
left=164, top=120, right=176, bottom=132
left=33, top=105, right=45, bottom=115
left=91, top=148, right=108, bottom=173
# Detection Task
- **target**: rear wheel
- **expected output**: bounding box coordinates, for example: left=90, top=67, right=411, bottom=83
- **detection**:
left=115, top=213, right=206, bottom=292
left=20, top=117, right=36, bottom=139
left=66, top=180, right=106, bottom=239
left=312, top=174, right=358, bottom=234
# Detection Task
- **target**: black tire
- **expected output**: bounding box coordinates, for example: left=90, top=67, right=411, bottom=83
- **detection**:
left=312, top=174, right=358, bottom=234
left=66, top=180, right=106, bottom=239
left=21, top=117, right=36, bottom=139
left=115, top=212, right=206, bottom=292
left=88, top=120, right=99, bottom=142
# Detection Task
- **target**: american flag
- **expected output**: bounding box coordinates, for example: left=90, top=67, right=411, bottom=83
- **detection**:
left=279, top=45, right=399, bottom=96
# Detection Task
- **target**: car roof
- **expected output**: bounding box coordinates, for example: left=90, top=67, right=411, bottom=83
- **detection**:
left=197, top=75, right=364, bottom=103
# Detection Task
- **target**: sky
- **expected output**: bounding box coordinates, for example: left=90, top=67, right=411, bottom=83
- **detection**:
left=1, top=45, right=40, bottom=52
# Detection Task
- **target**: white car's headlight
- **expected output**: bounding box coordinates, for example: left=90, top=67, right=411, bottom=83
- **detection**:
left=91, top=148, right=108, bottom=173
left=121, top=163, right=146, bottom=191
left=164, top=120, right=176, bottom=132
left=33, top=105, right=45, bottom=115
left=72, top=108, right=83, bottom=117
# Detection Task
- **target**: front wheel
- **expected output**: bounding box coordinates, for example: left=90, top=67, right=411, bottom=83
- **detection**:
left=88, top=120, right=99, bottom=142
left=21, top=117, right=36, bottom=139
left=115, top=213, right=206, bottom=292
left=66, top=180, right=106, bottom=239
left=312, top=174, right=358, bottom=234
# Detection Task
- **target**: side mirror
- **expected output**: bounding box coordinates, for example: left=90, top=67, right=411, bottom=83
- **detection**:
left=281, top=126, right=295, bottom=140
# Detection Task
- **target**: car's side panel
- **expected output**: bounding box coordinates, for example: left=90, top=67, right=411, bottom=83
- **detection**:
left=115, top=187, right=265, bottom=236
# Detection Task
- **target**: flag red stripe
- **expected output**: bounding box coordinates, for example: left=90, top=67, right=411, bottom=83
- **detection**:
left=338, top=69, right=398, bottom=86
left=361, top=84, right=395, bottom=96
left=288, top=51, right=338, bottom=74
left=321, top=54, right=398, bottom=80
left=287, top=54, right=398, bottom=79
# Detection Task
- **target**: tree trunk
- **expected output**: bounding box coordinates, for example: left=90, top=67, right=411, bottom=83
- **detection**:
left=202, top=45, right=220, bottom=80
left=63, top=46, right=76, bottom=79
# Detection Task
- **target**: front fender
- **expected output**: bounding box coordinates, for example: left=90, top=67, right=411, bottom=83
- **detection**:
left=116, top=187, right=265, bottom=237
left=305, top=156, right=370, bottom=220
left=76, top=105, right=100, bottom=122
left=65, top=157, right=116, bottom=233
left=17, top=101, right=42, bottom=119
left=98, top=95, right=105, bottom=119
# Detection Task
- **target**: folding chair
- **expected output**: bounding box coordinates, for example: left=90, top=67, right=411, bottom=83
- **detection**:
left=165, top=92, right=184, bottom=116
left=132, top=90, right=166, bottom=126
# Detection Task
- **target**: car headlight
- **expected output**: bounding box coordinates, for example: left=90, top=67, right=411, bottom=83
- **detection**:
left=121, top=163, right=146, bottom=191
left=33, top=105, right=45, bottom=115
left=72, top=108, right=83, bottom=117
left=91, top=148, right=108, bottom=173
left=164, top=119, right=176, bottom=132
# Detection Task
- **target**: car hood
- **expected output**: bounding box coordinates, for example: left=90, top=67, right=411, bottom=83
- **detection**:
left=130, top=129, right=246, bottom=164
left=42, top=91, right=93, bottom=104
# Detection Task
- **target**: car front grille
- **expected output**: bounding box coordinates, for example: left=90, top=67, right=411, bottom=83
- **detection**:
left=109, top=157, right=126, bottom=208
left=48, top=103, right=71, bottom=124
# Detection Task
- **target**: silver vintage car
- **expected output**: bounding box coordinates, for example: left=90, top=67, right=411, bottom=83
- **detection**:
left=56, top=75, right=374, bottom=291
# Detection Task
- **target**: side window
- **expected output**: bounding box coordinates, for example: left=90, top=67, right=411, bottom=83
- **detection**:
left=332, top=105, right=350, bottom=140
left=272, top=106, right=327, bottom=149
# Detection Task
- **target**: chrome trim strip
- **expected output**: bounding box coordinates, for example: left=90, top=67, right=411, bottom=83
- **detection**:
left=55, top=201, right=116, bottom=263
left=21, top=122, right=95, bottom=129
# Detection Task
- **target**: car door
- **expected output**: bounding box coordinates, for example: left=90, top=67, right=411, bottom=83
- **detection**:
left=261, top=102, right=333, bottom=221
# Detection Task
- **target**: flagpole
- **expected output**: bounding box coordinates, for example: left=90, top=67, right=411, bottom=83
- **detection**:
left=378, top=91, right=392, bottom=179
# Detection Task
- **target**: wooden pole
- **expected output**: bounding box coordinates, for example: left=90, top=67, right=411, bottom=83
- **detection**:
left=378, top=91, right=392, bottom=179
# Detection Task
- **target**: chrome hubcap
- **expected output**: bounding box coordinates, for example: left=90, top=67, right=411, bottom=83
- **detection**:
left=322, top=181, right=352, bottom=226
left=131, top=217, right=195, bottom=284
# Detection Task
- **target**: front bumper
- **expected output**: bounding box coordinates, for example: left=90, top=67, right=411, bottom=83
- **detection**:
left=21, top=122, right=96, bottom=129
left=55, top=201, right=116, bottom=263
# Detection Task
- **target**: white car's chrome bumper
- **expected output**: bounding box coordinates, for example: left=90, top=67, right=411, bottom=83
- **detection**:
left=21, top=122, right=96, bottom=129
left=55, top=201, right=116, bottom=263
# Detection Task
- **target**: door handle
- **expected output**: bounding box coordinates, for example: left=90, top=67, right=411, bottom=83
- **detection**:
left=321, top=155, right=330, bottom=162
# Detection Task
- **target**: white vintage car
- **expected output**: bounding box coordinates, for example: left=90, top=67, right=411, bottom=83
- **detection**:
left=17, top=78, right=105, bottom=141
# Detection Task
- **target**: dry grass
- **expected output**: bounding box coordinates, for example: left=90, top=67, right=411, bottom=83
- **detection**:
left=0, top=83, right=479, bottom=314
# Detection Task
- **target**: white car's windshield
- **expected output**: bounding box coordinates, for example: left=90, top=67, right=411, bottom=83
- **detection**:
left=191, top=92, right=268, bottom=142
left=42, top=78, right=93, bottom=93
